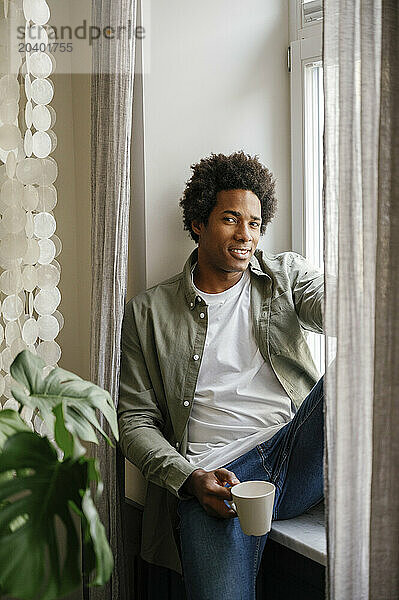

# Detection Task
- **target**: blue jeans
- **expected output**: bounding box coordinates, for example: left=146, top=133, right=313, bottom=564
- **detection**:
left=177, top=377, right=324, bottom=600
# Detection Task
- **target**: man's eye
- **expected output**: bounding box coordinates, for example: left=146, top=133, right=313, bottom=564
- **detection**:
left=251, top=222, right=260, bottom=227
left=223, top=217, right=236, bottom=223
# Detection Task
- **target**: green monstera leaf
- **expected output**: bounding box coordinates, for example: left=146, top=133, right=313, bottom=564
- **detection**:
left=10, top=350, right=118, bottom=458
left=0, top=410, right=29, bottom=451
left=0, top=431, right=113, bottom=599
left=0, top=410, right=30, bottom=487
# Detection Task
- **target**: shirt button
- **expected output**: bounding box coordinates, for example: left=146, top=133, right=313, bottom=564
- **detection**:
left=193, top=354, right=199, bottom=361
left=175, top=442, right=179, bottom=448
left=190, top=302, right=194, bottom=308
left=183, top=401, right=190, bottom=407
left=199, top=312, right=205, bottom=319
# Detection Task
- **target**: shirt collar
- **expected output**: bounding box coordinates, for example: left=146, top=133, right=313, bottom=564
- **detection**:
left=183, top=248, right=268, bottom=310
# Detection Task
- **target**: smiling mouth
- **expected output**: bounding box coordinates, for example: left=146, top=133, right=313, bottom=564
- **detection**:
left=228, top=248, right=251, bottom=259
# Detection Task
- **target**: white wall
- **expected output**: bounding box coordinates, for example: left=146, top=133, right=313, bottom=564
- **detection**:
left=138, top=0, right=291, bottom=290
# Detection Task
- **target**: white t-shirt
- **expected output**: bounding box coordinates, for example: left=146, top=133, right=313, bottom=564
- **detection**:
left=186, top=267, right=295, bottom=471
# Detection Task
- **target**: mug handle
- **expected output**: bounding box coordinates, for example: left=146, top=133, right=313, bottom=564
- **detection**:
left=226, top=499, right=237, bottom=512
left=224, top=483, right=237, bottom=513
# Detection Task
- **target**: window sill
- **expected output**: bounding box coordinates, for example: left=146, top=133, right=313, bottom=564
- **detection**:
left=269, top=501, right=326, bottom=566
left=125, top=495, right=327, bottom=567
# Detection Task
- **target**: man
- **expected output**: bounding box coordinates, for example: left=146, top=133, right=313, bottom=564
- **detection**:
left=118, top=151, right=324, bottom=600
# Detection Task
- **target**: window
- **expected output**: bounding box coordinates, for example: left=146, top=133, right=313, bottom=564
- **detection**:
left=304, top=61, right=324, bottom=270
left=289, top=0, right=324, bottom=372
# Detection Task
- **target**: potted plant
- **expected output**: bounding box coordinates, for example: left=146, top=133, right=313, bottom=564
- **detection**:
left=0, top=349, right=119, bottom=600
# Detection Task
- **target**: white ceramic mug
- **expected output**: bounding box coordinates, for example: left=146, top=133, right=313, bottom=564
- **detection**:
left=228, top=481, right=276, bottom=536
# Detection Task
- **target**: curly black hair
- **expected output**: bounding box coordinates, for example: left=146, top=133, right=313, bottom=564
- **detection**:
left=179, top=151, right=277, bottom=243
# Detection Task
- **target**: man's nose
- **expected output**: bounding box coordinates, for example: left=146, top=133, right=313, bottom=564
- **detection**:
left=234, top=224, right=251, bottom=241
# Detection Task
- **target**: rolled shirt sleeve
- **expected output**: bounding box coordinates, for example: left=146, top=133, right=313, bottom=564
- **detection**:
left=290, top=253, right=324, bottom=334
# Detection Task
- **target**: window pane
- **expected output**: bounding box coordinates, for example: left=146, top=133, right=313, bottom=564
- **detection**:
left=304, top=61, right=325, bottom=372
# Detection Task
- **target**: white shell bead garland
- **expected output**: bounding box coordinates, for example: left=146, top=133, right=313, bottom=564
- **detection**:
left=0, top=0, right=62, bottom=429
left=37, top=237, right=55, bottom=264
left=31, top=77, right=53, bottom=105
left=5, top=321, right=19, bottom=346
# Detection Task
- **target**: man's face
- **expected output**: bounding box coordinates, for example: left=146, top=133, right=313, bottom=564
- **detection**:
left=192, top=189, right=262, bottom=275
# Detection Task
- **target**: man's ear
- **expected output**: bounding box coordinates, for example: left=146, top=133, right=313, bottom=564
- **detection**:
left=191, top=220, right=203, bottom=237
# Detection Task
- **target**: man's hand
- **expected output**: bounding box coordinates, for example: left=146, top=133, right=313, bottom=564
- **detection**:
left=182, top=468, right=240, bottom=518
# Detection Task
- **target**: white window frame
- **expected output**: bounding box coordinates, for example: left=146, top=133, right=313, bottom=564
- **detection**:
left=289, top=0, right=324, bottom=372
left=289, top=0, right=323, bottom=255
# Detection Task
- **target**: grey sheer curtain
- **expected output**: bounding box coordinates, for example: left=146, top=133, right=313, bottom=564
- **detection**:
left=324, top=1, right=398, bottom=598
left=89, top=1, right=136, bottom=599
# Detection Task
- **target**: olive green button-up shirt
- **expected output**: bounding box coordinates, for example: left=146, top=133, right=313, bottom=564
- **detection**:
left=118, top=248, right=324, bottom=574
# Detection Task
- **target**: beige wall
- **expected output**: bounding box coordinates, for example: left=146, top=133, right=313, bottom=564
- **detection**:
left=52, top=72, right=91, bottom=380
left=46, top=0, right=92, bottom=381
